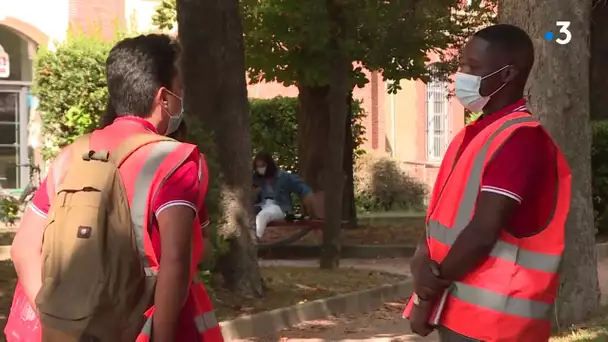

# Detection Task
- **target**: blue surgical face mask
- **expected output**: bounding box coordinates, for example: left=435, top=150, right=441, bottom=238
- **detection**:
left=163, top=89, right=184, bottom=136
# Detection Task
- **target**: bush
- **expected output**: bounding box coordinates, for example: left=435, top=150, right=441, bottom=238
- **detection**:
left=250, top=97, right=299, bottom=173
left=33, top=33, right=112, bottom=160
left=355, top=155, right=427, bottom=212
left=0, top=196, right=21, bottom=225
left=592, top=121, right=608, bottom=234
left=250, top=96, right=366, bottom=173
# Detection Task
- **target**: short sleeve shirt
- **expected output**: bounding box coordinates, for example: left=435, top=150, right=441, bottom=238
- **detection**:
left=458, top=99, right=556, bottom=237
left=30, top=116, right=209, bottom=227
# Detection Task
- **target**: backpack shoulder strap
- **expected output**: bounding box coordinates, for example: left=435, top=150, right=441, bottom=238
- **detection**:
left=47, top=134, right=92, bottom=198
left=109, top=133, right=176, bottom=167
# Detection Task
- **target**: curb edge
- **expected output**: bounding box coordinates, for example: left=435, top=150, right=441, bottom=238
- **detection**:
left=219, top=280, right=413, bottom=340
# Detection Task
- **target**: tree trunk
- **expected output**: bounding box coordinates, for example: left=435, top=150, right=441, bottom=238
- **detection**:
left=590, top=0, right=608, bottom=120
left=297, top=85, right=330, bottom=191
left=500, top=1, right=599, bottom=326
left=320, top=0, right=349, bottom=269
left=177, top=0, right=263, bottom=297
left=343, top=93, right=357, bottom=228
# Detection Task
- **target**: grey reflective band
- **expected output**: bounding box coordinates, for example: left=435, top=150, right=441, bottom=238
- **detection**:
left=139, top=311, right=218, bottom=336
left=450, top=282, right=552, bottom=320
left=131, top=141, right=182, bottom=275
left=453, top=116, right=538, bottom=229
left=140, top=315, right=153, bottom=336
left=428, top=220, right=560, bottom=272
left=428, top=115, right=560, bottom=320
left=195, top=311, right=219, bottom=333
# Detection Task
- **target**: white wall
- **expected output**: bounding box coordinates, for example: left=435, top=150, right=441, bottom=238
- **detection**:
left=0, top=0, right=70, bottom=47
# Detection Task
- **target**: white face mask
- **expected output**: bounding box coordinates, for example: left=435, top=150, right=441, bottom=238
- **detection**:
left=165, top=107, right=184, bottom=136
left=256, top=167, right=266, bottom=175
left=455, top=65, right=509, bottom=113
left=162, top=89, right=184, bottom=136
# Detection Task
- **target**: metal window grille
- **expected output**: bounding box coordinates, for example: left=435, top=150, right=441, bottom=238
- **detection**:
left=426, top=78, right=450, bottom=160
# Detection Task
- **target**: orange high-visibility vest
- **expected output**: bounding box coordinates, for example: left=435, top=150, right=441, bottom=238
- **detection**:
left=90, top=133, right=223, bottom=342
left=403, top=111, right=571, bottom=342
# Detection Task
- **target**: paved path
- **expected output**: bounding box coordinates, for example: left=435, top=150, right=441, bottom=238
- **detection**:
left=251, top=258, right=608, bottom=341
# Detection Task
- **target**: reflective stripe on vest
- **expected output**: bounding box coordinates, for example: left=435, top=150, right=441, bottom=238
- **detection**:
left=139, top=311, right=219, bottom=336
left=428, top=221, right=560, bottom=273
left=130, top=140, right=182, bottom=276
left=428, top=115, right=559, bottom=321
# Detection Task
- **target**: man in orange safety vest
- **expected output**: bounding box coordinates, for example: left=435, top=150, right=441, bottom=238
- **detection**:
left=403, top=24, right=571, bottom=342
left=9, top=34, right=223, bottom=342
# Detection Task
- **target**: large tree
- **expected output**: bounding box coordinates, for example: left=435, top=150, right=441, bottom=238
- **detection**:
left=161, top=0, right=494, bottom=268
left=241, top=0, right=494, bottom=188
left=320, top=0, right=351, bottom=268
left=177, top=0, right=263, bottom=296
left=591, top=0, right=608, bottom=120
left=499, top=1, right=599, bottom=326
left=241, top=0, right=494, bottom=266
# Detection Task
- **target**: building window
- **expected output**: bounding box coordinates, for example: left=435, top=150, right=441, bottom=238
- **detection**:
left=426, top=77, right=450, bottom=161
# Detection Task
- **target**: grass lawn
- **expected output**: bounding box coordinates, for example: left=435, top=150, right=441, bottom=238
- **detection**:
left=551, top=314, right=608, bottom=341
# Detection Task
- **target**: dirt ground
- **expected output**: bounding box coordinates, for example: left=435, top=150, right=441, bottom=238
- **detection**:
left=260, top=223, right=425, bottom=246
left=0, top=261, right=403, bottom=333
left=215, top=266, right=403, bottom=321
left=239, top=258, right=608, bottom=342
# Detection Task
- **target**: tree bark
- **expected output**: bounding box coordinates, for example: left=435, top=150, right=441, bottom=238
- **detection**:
left=342, top=93, right=357, bottom=228
left=590, top=0, right=608, bottom=120
left=177, top=0, right=263, bottom=297
left=320, top=0, right=349, bottom=269
left=297, top=85, right=330, bottom=191
left=500, top=1, right=599, bottom=326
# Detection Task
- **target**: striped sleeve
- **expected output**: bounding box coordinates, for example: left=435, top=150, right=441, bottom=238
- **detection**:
left=480, top=126, right=546, bottom=205
left=153, top=160, right=199, bottom=217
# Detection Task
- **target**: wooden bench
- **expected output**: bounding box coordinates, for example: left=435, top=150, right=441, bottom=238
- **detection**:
left=259, top=192, right=326, bottom=247
left=266, top=191, right=325, bottom=228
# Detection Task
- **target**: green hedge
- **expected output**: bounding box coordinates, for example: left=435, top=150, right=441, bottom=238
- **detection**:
left=250, top=96, right=366, bottom=173
left=33, top=34, right=111, bottom=160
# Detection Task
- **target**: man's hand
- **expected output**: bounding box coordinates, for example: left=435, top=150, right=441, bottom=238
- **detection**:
left=409, top=298, right=435, bottom=336
left=413, top=259, right=451, bottom=300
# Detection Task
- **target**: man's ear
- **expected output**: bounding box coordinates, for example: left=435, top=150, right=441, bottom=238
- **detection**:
left=155, top=87, right=169, bottom=108
left=503, top=66, right=518, bottom=83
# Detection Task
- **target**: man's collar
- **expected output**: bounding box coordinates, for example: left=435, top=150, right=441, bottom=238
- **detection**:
left=114, top=116, right=159, bottom=134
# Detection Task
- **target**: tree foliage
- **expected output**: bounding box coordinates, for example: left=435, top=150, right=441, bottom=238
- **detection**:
left=250, top=96, right=366, bottom=173
left=153, top=0, right=496, bottom=91
left=33, top=33, right=112, bottom=160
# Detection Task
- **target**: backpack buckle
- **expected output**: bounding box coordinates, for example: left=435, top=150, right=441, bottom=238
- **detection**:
left=82, top=150, right=109, bottom=162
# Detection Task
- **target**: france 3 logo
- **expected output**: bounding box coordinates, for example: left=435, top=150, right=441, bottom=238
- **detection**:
left=544, top=21, right=571, bottom=45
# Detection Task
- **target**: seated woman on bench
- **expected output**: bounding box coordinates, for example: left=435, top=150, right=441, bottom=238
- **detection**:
left=252, top=151, right=314, bottom=238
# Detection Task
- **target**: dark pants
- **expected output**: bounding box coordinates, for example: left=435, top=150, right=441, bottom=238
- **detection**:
left=438, top=326, right=482, bottom=342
